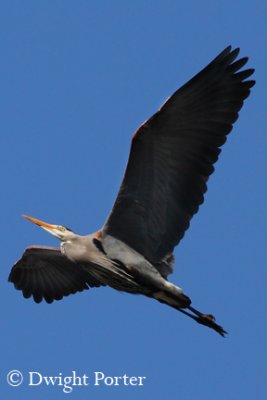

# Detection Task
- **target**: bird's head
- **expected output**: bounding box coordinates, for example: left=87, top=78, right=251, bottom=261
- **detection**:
left=23, top=215, right=75, bottom=241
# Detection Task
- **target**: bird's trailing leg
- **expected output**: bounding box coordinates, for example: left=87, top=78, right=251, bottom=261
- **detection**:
left=153, top=290, right=227, bottom=337
left=178, top=306, right=227, bottom=337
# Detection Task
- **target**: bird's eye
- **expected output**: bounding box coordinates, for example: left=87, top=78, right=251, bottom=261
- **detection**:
left=59, top=226, right=66, bottom=232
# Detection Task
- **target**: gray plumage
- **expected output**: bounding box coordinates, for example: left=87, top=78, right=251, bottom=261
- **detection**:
left=9, top=46, right=255, bottom=336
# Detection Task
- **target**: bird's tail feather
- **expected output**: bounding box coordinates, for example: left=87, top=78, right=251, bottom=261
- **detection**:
left=153, top=289, right=191, bottom=309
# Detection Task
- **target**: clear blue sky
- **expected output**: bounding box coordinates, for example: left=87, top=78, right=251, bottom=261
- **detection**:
left=1, top=1, right=266, bottom=399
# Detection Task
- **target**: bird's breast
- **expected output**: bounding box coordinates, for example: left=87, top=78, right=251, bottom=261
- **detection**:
left=61, top=238, right=94, bottom=262
left=61, top=236, right=114, bottom=270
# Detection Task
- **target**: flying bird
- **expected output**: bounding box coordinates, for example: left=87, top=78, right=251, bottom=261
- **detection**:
left=9, top=46, right=255, bottom=336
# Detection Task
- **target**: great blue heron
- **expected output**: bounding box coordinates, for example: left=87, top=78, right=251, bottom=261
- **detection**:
left=9, top=46, right=255, bottom=336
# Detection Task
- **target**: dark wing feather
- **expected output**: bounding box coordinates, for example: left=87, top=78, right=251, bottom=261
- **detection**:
left=8, top=246, right=104, bottom=303
left=103, top=46, right=255, bottom=265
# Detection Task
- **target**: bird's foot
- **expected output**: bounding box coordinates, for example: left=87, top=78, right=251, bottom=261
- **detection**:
left=194, top=313, right=227, bottom=337
left=187, top=306, right=227, bottom=337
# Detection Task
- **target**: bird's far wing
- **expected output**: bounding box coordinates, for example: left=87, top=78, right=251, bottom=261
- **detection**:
left=103, top=46, right=255, bottom=269
left=8, top=246, right=104, bottom=303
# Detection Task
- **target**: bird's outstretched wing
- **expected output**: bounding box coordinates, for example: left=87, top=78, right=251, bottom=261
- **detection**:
left=103, top=46, right=255, bottom=266
left=8, top=246, right=103, bottom=303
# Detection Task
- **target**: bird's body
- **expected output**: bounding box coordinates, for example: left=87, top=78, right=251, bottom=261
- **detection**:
left=9, top=46, right=255, bottom=336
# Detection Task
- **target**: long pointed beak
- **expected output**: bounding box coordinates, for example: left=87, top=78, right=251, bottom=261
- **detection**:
left=22, top=214, right=71, bottom=241
left=22, top=214, right=63, bottom=239
left=22, top=215, right=57, bottom=230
